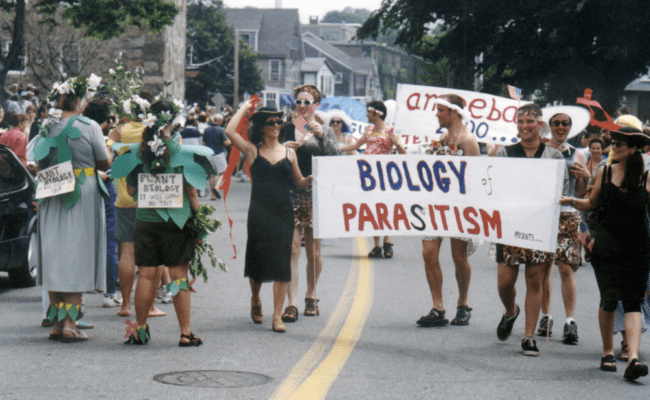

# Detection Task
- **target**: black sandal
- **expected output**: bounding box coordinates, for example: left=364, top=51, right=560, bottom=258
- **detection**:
left=179, top=332, right=203, bottom=347
left=624, top=358, right=648, bottom=381
left=368, top=246, right=383, bottom=258
left=450, top=305, right=472, bottom=326
left=600, top=355, right=617, bottom=372
left=417, top=308, right=448, bottom=327
left=383, top=242, right=393, bottom=258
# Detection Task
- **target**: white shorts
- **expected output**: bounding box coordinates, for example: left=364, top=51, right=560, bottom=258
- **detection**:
left=208, top=152, right=228, bottom=175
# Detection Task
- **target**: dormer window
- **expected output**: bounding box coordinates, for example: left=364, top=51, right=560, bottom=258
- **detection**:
left=238, top=31, right=258, bottom=52
left=269, top=59, right=282, bottom=81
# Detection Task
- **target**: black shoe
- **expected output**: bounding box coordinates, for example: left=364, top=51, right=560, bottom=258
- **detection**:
left=624, top=358, right=649, bottom=381
left=562, top=320, right=579, bottom=344
left=416, top=308, right=448, bottom=327
left=522, top=336, right=539, bottom=356
left=536, top=315, right=553, bottom=337
left=496, top=305, right=520, bottom=341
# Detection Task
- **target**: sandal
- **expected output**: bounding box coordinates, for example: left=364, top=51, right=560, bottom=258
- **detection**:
left=619, top=341, right=629, bottom=361
left=383, top=242, right=393, bottom=258
left=624, top=358, right=649, bottom=381
left=251, top=300, right=263, bottom=324
left=179, top=332, right=203, bottom=347
left=368, top=246, right=383, bottom=258
left=61, top=327, right=88, bottom=343
left=600, top=355, right=617, bottom=372
left=304, top=298, right=319, bottom=317
left=272, top=318, right=286, bottom=333
left=281, top=305, right=299, bottom=323
left=450, top=305, right=472, bottom=326
left=49, top=325, right=63, bottom=341
left=212, top=188, right=221, bottom=199
left=417, top=308, right=449, bottom=327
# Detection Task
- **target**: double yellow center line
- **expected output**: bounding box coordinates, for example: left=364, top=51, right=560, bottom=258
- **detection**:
left=270, top=237, right=374, bottom=400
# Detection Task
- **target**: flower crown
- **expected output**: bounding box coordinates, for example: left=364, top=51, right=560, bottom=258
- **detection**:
left=46, top=74, right=101, bottom=104
left=142, top=97, right=184, bottom=172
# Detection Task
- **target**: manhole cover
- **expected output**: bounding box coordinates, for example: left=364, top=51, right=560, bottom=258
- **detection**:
left=153, top=370, right=272, bottom=388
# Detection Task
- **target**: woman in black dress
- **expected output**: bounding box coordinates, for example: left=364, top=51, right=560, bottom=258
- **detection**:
left=225, top=99, right=312, bottom=333
left=561, top=127, right=650, bottom=381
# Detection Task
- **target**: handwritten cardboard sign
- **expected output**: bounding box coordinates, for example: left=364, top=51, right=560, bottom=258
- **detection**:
left=137, top=173, right=183, bottom=208
left=35, top=160, right=75, bottom=199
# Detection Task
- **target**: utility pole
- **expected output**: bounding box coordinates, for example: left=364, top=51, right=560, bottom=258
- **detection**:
left=234, top=29, right=239, bottom=108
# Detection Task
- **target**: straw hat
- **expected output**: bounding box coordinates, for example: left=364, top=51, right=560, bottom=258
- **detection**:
left=250, top=106, right=283, bottom=125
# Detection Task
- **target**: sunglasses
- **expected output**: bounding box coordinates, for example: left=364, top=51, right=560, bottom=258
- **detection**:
left=264, top=120, right=282, bottom=127
left=611, top=139, right=629, bottom=148
left=551, top=120, right=571, bottom=127
left=295, top=100, right=314, bottom=106
left=330, top=120, right=343, bottom=125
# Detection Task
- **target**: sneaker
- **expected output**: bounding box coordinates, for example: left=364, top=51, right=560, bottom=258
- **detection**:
left=76, top=320, right=94, bottom=329
left=103, top=294, right=123, bottom=307
left=562, top=320, right=579, bottom=344
left=160, top=291, right=173, bottom=304
left=522, top=336, right=540, bottom=356
left=156, top=287, right=165, bottom=299
left=496, top=305, right=520, bottom=341
left=536, top=315, right=553, bottom=337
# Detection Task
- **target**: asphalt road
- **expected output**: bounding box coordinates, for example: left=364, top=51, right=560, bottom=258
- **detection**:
left=1, top=179, right=649, bottom=399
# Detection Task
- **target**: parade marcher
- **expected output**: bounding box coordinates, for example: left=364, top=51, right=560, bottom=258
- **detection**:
left=339, top=100, right=406, bottom=259
left=494, top=103, right=569, bottom=356
left=35, top=75, right=109, bottom=342
left=537, top=113, right=589, bottom=344
left=282, top=84, right=340, bottom=322
left=587, top=138, right=605, bottom=181
left=321, top=110, right=355, bottom=155
left=225, top=100, right=312, bottom=333
left=203, top=113, right=230, bottom=200
left=180, top=115, right=201, bottom=146
left=415, top=94, right=480, bottom=327
left=560, top=126, right=650, bottom=381
left=113, top=99, right=213, bottom=346
left=0, top=113, right=29, bottom=165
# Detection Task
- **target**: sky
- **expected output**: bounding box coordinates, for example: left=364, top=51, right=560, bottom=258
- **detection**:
left=222, top=0, right=384, bottom=24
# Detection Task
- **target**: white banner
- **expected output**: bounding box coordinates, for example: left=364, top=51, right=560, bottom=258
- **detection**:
left=35, top=160, right=75, bottom=199
left=394, top=84, right=530, bottom=147
left=313, top=154, right=565, bottom=252
left=137, top=173, right=183, bottom=208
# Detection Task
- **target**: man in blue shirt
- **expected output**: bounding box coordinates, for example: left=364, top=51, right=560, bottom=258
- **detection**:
left=202, top=114, right=231, bottom=200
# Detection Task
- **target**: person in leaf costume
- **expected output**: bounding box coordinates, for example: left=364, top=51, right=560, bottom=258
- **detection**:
left=35, top=75, right=110, bottom=343
left=112, top=100, right=215, bottom=346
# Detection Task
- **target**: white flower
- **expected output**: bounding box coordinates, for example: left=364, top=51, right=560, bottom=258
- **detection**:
left=122, top=99, right=132, bottom=115
left=132, top=95, right=150, bottom=113
left=148, top=134, right=165, bottom=157
left=139, top=113, right=157, bottom=128
left=109, top=68, right=115, bottom=75
left=457, top=149, right=463, bottom=156
left=173, top=99, right=183, bottom=109
left=114, top=52, right=122, bottom=64
left=59, top=80, right=74, bottom=94
left=48, top=108, right=63, bottom=119
left=116, top=65, right=123, bottom=71
left=88, top=73, right=101, bottom=91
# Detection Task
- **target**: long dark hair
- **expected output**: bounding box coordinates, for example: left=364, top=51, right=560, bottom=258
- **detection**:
left=617, top=128, right=646, bottom=190
left=249, top=116, right=285, bottom=147
left=139, top=100, right=173, bottom=175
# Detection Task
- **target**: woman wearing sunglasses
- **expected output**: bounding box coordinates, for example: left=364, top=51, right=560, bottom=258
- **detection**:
left=323, top=110, right=355, bottom=155
left=561, top=126, right=650, bottom=381
left=225, top=100, right=312, bottom=333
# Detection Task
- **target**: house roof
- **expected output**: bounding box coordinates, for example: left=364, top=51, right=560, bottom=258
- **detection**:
left=226, top=8, right=303, bottom=59
left=625, top=75, right=650, bottom=92
left=302, top=32, right=359, bottom=71
left=301, top=57, right=335, bottom=74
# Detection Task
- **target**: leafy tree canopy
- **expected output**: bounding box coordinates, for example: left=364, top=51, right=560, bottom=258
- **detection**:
left=358, top=0, right=650, bottom=111
left=322, top=7, right=371, bottom=24
left=185, top=0, right=264, bottom=106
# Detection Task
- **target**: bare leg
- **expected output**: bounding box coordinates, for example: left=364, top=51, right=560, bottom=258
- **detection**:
left=209, top=175, right=217, bottom=199
left=599, top=307, right=616, bottom=357
left=557, top=263, right=577, bottom=319
left=373, top=236, right=381, bottom=248
left=169, top=263, right=193, bottom=341
left=541, top=263, right=551, bottom=315
left=117, top=241, right=135, bottom=316
left=160, top=266, right=171, bottom=288
left=61, top=292, right=82, bottom=337
left=273, top=281, right=289, bottom=321
left=624, top=312, right=642, bottom=368
left=148, top=265, right=167, bottom=317
left=134, top=266, right=162, bottom=328
left=422, top=239, right=444, bottom=310
left=287, top=226, right=302, bottom=308
left=250, top=278, right=262, bottom=307
left=215, top=173, right=225, bottom=191
left=450, top=239, right=471, bottom=307
left=304, top=227, right=322, bottom=300
left=524, top=263, right=545, bottom=338
left=383, top=236, right=391, bottom=244
left=498, top=262, right=519, bottom=317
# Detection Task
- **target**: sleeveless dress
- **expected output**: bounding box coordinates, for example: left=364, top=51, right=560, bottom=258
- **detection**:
left=591, top=166, right=650, bottom=304
left=244, top=147, right=295, bottom=282
left=364, top=125, right=394, bottom=155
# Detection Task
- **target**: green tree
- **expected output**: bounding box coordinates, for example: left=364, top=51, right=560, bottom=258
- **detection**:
left=322, top=7, right=371, bottom=24
left=185, top=0, right=264, bottom=106
left=0, top=0, right=179, bottom=102
left=358, top=0, right=650, bottom=112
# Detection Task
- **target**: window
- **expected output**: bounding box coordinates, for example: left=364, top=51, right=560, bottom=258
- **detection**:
left=3, top=41, right=26, bottom=74
left=269, top=59, right=282, bottom=81
left=355, top=75, right=365, bottom=91
left=238, top=31, right=257, bottom=52
left=60, top=43, right=80, bottom=77
left=324, top=75, right=333, bottom=96
left=335, top=72, right=343, bottom=84
left=265, top=92, right=277, bottom=108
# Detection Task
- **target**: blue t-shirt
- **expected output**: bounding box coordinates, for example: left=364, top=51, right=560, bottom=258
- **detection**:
left=203, top=124, right=228, bottom=155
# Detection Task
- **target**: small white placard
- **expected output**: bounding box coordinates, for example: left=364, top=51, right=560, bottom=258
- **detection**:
left=35, top=160, right=75, bottom=199
left=137, top=173, right=183, bottom=208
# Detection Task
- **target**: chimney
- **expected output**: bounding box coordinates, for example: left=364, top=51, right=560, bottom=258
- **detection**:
left=309, top=16, right=319, bottom=25
left=275, top=0, right=282, bottom=8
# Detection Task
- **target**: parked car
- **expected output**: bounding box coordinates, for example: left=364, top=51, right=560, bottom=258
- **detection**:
left=0, top=144, right=38, bottom=286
